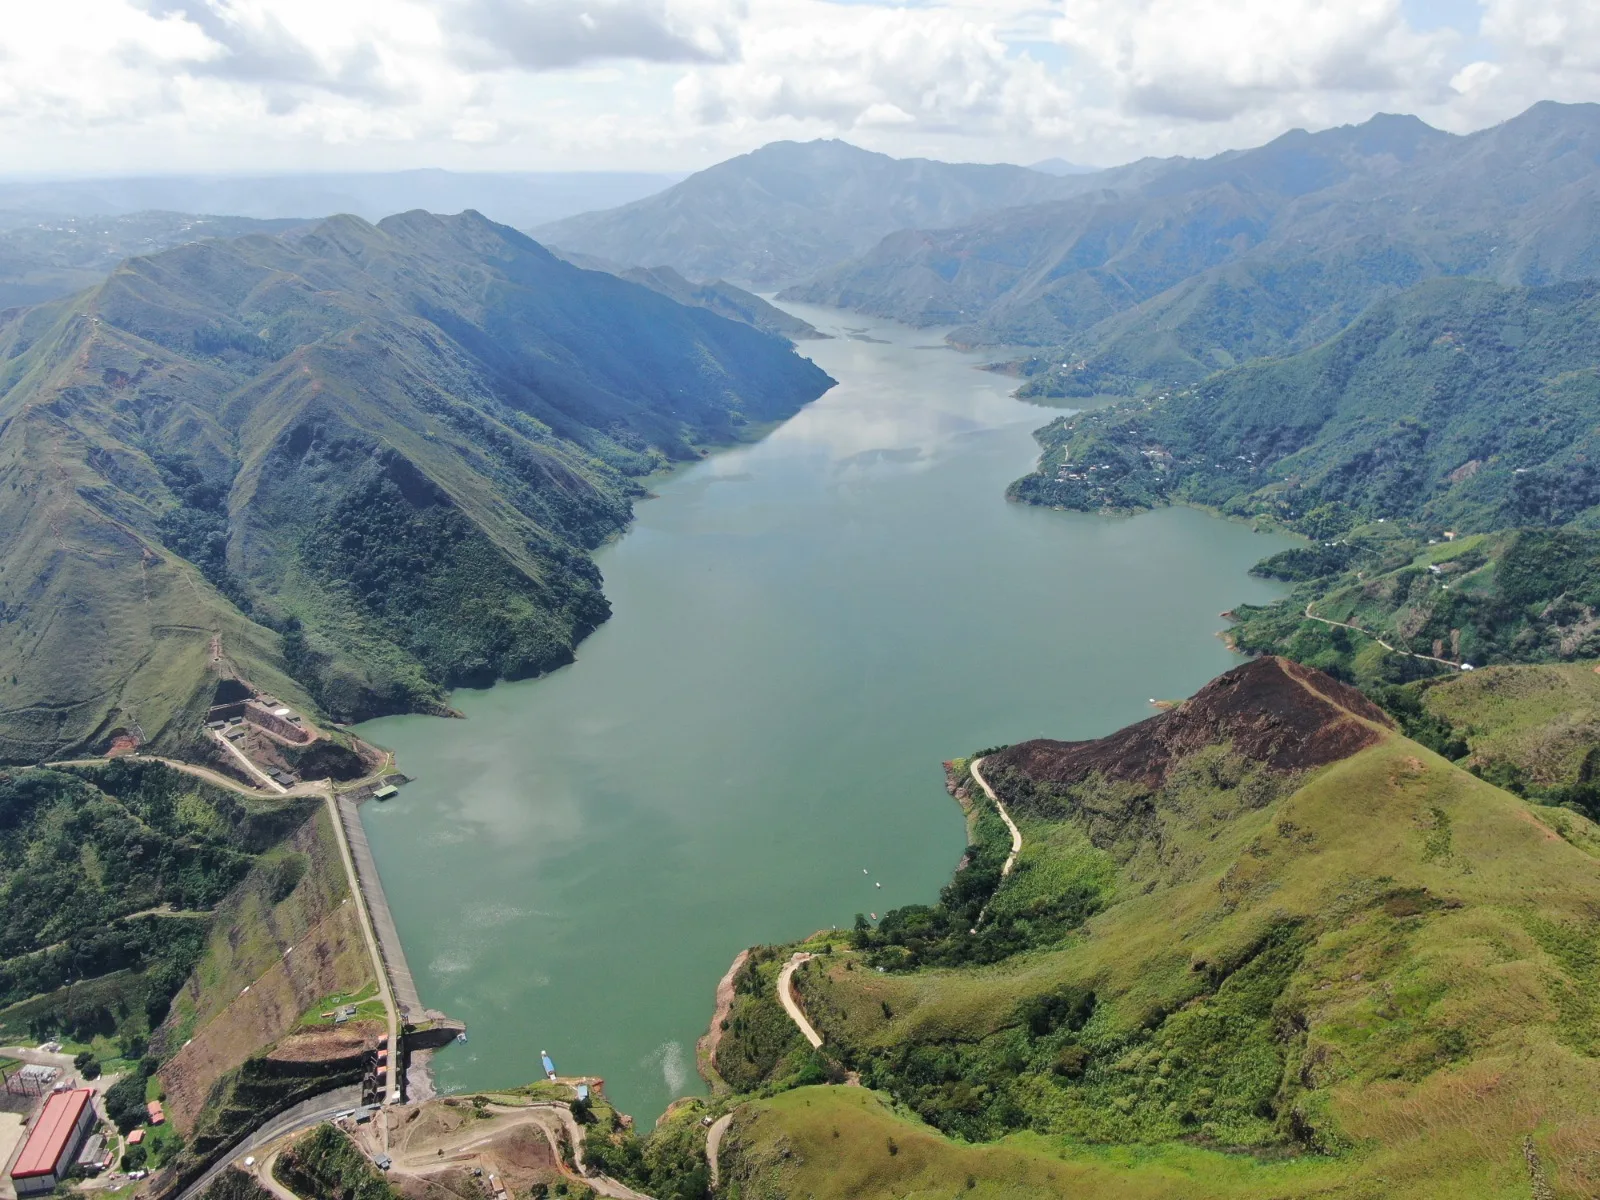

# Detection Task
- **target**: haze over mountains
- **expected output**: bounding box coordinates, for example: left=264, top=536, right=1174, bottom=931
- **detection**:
left=0, top=210, right=831, bottom=763
left=532, top=139, right=1104, bottom=289
left=785, top=102, right=1600, bottom=367
left=0, top=211, right=307, bottom=310
left=531, top=102, right=1600, bottom=411
left=0, top=169, right=681, bottom=231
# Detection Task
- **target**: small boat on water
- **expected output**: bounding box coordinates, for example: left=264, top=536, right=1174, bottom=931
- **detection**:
left=541, top=1050, right=557, bottom=1080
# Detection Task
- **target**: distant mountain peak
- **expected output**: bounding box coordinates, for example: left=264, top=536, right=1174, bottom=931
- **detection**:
left=533, top=142, right=1087, bottom=288
left=1028, top=157, right=1100, bottom=177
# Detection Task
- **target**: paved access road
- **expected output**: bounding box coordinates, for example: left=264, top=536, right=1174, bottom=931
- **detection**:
left=174, top=1086, right=364, bottom=1200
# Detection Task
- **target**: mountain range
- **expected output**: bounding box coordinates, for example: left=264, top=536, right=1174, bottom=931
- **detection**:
left=0, top=169, right=681, bottom=231
left=531, top=139, right=1103, bottom=289
left=8, top=100, right=1600, bottom=1200
left=784, top=103, right=1600, bottom=371
left=0, top=210, right=832, bottom=764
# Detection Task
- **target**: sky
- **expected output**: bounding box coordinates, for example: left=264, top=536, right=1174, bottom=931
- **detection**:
left=3, top=0, right=1599, bottom=176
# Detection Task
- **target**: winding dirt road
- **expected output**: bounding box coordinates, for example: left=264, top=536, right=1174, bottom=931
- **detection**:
left=385, top=1102, right=650, bottom=1199
left=966, top=757, right=1023, bottom=931
left=968, top=757, right=1022, bottom=878
left=1302, top=603, right=1461, bottom=668
left=706, top=1113, right=733, bottom=1188
left=777, top=953, right=823, bottom=1049
left=208, top=731, right=289, bottom=792
left=252, top=1149, right=302, bottom=1200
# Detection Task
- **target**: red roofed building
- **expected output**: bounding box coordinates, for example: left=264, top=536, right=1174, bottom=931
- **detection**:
left=11, top=1088, right=95, bottom=1196
left=146, top=1100, right=165, bottom=1126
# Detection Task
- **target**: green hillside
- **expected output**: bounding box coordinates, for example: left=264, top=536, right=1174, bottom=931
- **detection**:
left=615, top=265, right=827, bottom=341
left=1409, top=661, right=1600, bottom=818
left=0, top=760, right=316, bottom=1061
left=0, top=210, right=833, bottom=762
left=706, top=658, right=1600, bottom=1198
left=1011, top=278, right=1600, bottom=533
left=1228, top=527, right=1600, bottom=683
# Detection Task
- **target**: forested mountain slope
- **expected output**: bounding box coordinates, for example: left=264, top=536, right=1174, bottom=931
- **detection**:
left=787, top=103, right=1600, bottom=370
left=0, top=210, right=833, bottom=762
left=0, top=760, right=322, bottom=1066
left=1012, top=277, right=1600, bottom=532
left=532, top=139, right=1102, bottom=288
left=553, top=248, right=826, bottom=340
left=615, top=265, right=826, bottom=341
left=700, top=658, right=1600, bottom=1198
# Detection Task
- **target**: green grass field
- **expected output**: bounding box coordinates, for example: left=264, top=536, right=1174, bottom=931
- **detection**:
left=295, top=981, right=384, bottom=1030
left=723, top=1080, right=1572, bottom=1200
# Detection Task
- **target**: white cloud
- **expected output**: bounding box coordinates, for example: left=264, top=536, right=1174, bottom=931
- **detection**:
left=443, top=0, right=742, bottom=71
left=0, top=0, right=219, bottom=126
left=673, top=1, right=1071, bottom=137
left=1480, top=0, right=1600, bottom=75
left=1054, top=0, right=1457, bottom=122
left=0, top=0, right=1593, bottom=175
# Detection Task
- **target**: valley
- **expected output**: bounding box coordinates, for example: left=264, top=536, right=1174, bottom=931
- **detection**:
left=4, top=97, right=1600, bottom=1200
left=354, top=301, right=1294, bottom=1124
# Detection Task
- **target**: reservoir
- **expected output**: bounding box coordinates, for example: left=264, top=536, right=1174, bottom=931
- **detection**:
left=356, top=303, right=1294, bottom=1123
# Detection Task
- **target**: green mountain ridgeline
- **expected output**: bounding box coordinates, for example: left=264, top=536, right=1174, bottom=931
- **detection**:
left=0, top=210, right=833, bottom=764
left=785, top=103, right=1600, bottom=373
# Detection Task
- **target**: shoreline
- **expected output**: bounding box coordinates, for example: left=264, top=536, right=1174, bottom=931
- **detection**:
left=696, top=948, right=749, bottom=1093
left=345, top=300, right=1288, bottom=1128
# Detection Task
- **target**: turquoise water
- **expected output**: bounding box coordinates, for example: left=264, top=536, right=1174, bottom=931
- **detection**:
left=356, top=303, right=1293, bottom=1123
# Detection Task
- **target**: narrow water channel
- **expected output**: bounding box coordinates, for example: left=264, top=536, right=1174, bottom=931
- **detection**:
left=356, top=303, right=1294, bottom=1123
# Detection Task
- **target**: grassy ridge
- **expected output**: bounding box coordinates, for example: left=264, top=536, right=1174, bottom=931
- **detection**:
left=707, top=662, right=1600, bottom=1197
